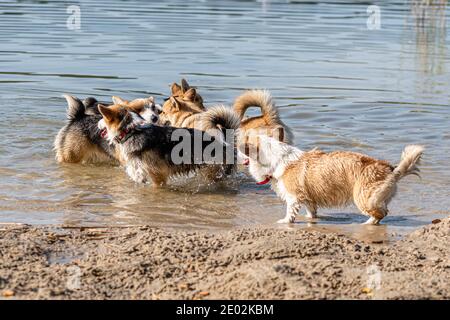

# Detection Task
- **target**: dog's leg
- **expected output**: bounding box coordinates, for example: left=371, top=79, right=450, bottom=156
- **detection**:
left=362, top=216, right=380, bottom=225
left=149, top=172, right=167, bottom=188
left=202, top=166, right=225, bottom=183
left=360, top=208, right=386, bottom=225
left=126, top=162, right=147, bottom=184
left=355, top=179, right=391, bottom=226
left=278, top=198, right=300, bottom=224
left=305, top=204, right=317, bottom=219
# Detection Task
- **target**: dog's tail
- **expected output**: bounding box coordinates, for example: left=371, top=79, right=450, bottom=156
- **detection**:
left=63, top=94, right=86, bottom=121
left=393, top=145, right=424, bottom=181
left=233, top=90, right=279, bottom=125
left=201, top=106, right=240, bottom=134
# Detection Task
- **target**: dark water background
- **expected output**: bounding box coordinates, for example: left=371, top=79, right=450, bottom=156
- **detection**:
left=0, top=0, right=449, bottom=240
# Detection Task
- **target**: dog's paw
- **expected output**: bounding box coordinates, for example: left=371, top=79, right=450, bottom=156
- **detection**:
left=277, top=218, right=294, bottom=224
left=362, top=217, right=380, bottom=225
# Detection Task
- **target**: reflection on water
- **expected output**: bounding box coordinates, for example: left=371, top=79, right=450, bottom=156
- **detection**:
left=409, top=0, right=447, bottom=84
left=0, top=0, right=449, bottom=239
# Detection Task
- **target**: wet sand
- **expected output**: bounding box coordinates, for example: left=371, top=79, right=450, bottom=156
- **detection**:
left=0, top=218, right=448, bottom=300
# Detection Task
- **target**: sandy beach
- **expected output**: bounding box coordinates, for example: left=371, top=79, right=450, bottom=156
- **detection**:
left=0, top=217, right=448, bottom=300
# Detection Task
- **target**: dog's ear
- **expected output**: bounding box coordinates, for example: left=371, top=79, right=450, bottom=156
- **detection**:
left=184, top=88, right=197, bottom=102
left=181, top=78, right=190, bottom=92
left=169, top=97, right=180, bottom=110
left=98, top=104, right=114, bottom=122
left=112, top=96, right=128, bottom=105
left=83, top=97, right=98, bottom=108
left=63, top=94, right=85, bottom=120
left=171, top=83, right=182, bottom=96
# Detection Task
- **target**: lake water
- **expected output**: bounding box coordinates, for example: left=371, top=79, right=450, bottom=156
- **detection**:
left=0, top=0, right=449, bottom=240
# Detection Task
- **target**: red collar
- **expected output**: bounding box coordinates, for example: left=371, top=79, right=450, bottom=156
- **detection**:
left=100, top=127, right=133, bottom=143
left=256, top=176, right=272, bottom=185
left=243, top=159, right=271, bottom=185
left=115, top=127, right=132, bottom=143
left=100, top=128, right=108, bottom=139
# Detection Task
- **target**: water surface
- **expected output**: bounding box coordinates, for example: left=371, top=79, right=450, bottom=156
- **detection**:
left=0, top=0, right=449, bottom=240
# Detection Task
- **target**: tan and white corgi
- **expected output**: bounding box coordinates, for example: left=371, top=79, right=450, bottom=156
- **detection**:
left=159, top=79, right=239, bottom=140
left=240, top=135, right=424, bottom=225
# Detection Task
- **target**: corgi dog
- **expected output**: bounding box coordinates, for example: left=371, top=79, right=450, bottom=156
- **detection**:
left=159, top=79, right=238, bottom=136
left=240, top=135, right=424, bottom=225
left=169, top=78, right=205, bottom=111
left=97, top=104, right=236, bottom=187
left=97, top=96, right=161, bottom=138
left=54, top=95, right=159, bottom=164
left=110, top=95, right=161, bottom=124
left=234, top=90, right=293, bottom=144
left=159, top=79, right=240, bottom=179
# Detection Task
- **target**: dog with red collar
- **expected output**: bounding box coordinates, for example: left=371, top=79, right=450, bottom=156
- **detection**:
left=54, top=94, right=161, bottom=165
left=239, top=134, right=423, bottom=225
left=54, top=95, right=119, bottom=164
left=98, top=104, right=237, bottom=187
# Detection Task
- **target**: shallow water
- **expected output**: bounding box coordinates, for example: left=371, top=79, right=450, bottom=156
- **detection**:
left=0, top=0, right=449, bottom=239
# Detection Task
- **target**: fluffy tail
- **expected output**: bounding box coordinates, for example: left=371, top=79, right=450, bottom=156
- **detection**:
left=63, top=94, right=85, bottom=120
left=233, top=89, right=279, bottom=125
left=199, top=106, right=240, bottom=144
left=393, top=145, right=424, bottom=180
left=201, top=106, right=240, bottom=131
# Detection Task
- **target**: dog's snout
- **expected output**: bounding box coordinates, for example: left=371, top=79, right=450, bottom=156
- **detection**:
left=151, top=115, right=158, bottom=123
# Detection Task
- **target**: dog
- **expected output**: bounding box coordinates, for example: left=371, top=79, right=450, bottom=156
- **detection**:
left=234, top=89, right=293, bottom=144
left=169, top=78, right=205, bottom=111
left=160, top=94, right=239, bottom=141
left=110, top=96, right=161, bottom=124
left=54, top=95, right=159, bottom=164
left=97, top=104, right=235, bottom=187
left=159, top=80, right=240, bottom=180
left=240, top=135, right=424, bottom=225
left=159, top=79, right=238, bottom=137
left=97, top=96, right=161, bottom=137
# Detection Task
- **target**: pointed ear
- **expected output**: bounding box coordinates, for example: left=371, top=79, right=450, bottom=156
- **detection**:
left=145, top=96, right=154, bottom=105
left=169, top=97, right=180, bottom=110
left=181, top=78, right=190, bottom=92
left=171, top=83, right=182, bottom=96
left=112, top=96, right=128, bottom=105
left=83, top=97, right=98, bottom=108
left=63, top=94, right=85, bottom=120
left=97, top=104, right=114, bottom=122
left=184, top=88, right=196, bottom=101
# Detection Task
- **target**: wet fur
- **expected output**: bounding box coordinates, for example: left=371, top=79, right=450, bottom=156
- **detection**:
left=98, top=105, right=234, bottom=187
left=55, top=95, right=160, bottom=165
left=159, top=79, right=240, bottom=180
left=54, top=95, right=117, bottom=164
left=242, top=135, right=424, bottom=225
left=118, top=126, right=226, bottom=186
